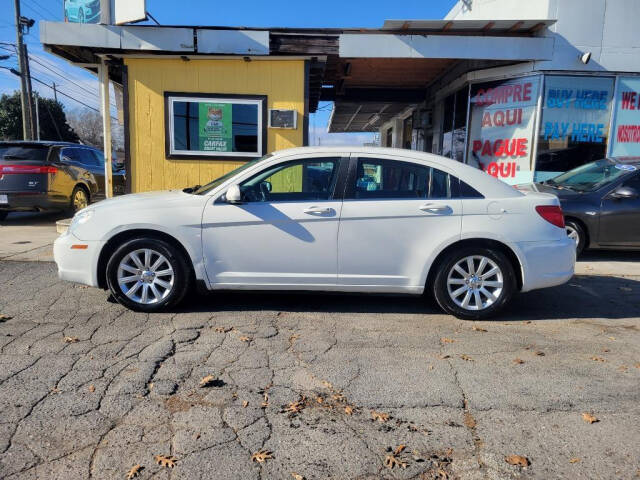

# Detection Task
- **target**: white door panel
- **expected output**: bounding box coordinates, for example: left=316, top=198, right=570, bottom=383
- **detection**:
left=202, top=201, right=341, bottom=286
left=338, top=199, right=462, bottom=287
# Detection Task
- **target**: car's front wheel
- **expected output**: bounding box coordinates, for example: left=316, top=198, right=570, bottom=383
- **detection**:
left=433, top=246, right=516, bottom=320
left=106, top=237, right=191, bottom=312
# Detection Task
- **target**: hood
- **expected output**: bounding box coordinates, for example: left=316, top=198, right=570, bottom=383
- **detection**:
left=88, top=190, right=198, bottom=211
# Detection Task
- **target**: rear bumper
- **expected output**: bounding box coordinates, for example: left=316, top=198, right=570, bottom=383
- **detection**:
left=53, top=231, right=104, bottom=287
left=0, top=192, right=64, bottom=211
left=517, top=236, right=576, bottom=292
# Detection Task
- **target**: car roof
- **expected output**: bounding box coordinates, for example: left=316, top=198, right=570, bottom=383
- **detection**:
left=0, top=140, right=91, bottom=148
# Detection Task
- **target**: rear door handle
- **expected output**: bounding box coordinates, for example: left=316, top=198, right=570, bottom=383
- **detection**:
left=304, top=206, right=332, bottom=215
left=420, top=203, right=449, bottom=212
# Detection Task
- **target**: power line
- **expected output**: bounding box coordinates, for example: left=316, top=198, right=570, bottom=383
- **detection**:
left=24, top=0, right=60, bottom=20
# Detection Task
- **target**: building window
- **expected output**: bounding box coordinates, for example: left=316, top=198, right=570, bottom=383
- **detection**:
left=439, top=87, right=468, bottom=161
left=536, top=75, right=614, bottom=181
left=467, top=76, right=540, bottom=184
left=609, top=76, right=640, bottom=157
left=165, top=93, right=266, bottom=159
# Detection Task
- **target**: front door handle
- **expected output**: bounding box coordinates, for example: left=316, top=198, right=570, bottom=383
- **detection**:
left=420, top=203, right=450, bottom=212
left=304, top=206, right=332, bottom=215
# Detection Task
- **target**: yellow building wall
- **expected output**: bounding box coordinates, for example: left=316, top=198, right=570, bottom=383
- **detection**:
left=125, top=58, right=305, bottom=192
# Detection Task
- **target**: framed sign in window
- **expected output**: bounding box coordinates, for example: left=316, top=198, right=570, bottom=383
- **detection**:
left=164, top=92, right=267, bottom=159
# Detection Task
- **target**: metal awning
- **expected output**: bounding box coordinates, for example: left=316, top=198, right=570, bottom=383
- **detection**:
left=381, top=19, right=555, bottom=33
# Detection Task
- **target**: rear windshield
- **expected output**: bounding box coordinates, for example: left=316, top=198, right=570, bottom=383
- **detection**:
left=0, top=145, right=50, bottom=161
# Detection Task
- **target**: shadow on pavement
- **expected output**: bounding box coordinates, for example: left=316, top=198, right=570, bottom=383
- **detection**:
left=168, top=274, right=640, bottom=322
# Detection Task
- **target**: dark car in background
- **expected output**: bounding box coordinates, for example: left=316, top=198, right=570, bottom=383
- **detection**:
left=0, top=141, right=125, bottom=221
left=522, top=157, right=640, bottom=255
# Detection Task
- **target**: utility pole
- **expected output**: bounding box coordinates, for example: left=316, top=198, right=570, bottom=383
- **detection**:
left=22, top=42, right=36, bottom=137
left=52, top=82, right=58, bottom=102
left=14, top=0, right=31, bottom=140
left=35, top=95, right=40, bottom=140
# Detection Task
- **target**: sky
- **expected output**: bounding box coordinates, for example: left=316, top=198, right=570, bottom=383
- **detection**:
left=0, top=0, right=457, bottom=145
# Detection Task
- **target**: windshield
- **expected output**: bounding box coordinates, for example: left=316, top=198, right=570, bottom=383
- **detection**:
left=194, top=154, right=273, bottom=195
left=546, top=159, right=634, bottom=192
left=0, top=145, right=49, bottom=161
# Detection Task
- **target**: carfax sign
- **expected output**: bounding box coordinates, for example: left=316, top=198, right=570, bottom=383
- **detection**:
left=198, top=102, right=233, bottom=152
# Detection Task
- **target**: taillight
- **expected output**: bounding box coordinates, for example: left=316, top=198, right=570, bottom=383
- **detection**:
left=535, top=205, right=565, bottom=229
left=0, top=165, right=57, bottom=174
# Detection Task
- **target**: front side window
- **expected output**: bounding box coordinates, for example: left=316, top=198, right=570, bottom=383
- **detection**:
left=350, top=158, right=453, bottom=199
left=238, top=158, right=340, bottom=202
left=166, top=93, right=266, bottom=158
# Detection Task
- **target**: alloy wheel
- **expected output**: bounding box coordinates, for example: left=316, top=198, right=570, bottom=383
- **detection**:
left=446, top=255, right=504, bottom=311
left=117, top=249, right=175, bottom=305
left=566, top=225, right=579, bottom=246
left=73, top=189, right=88, bottom=211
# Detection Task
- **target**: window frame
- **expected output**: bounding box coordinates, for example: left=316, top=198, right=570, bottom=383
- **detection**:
left=344, top=155, right=464, bottom=201
left=164, top=92, right=267, bottom=160
left=236, top=156, right=346, bottom=204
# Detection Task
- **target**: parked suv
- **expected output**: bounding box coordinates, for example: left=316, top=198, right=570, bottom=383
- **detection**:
left=0, top=141, right=125, bottom=221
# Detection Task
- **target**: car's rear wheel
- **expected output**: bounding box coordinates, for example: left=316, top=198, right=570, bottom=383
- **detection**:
left=69, top=186, right=89, bottom=214
left=433, top=246, right=516, bottom=320
left=565, top=219, right=586, bottom=256
left=106, top=237, right=191, bottom=312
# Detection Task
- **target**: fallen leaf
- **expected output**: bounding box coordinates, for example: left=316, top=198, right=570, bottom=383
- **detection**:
left=291, top=473, right=305, bottom=480
left=88, top=385, right=95, bottom=393
left=534, top=351, right=545, bottom=356
left=438, top=354, right=451, bottom=359
left=239, top=336, right=252, bottom=342
left=344, top=405, right=354, bottom=415
left=199, top=375, right=217, bottom=387
left=242, top=400, right=249, bottom=408
left=63, top=336, right=79, bottom=343
left=0, top=314, right=12, bottom=322
left=608, top=336, right=616, bottom=341
left=50, top=386, right=60, bottom=395
left=384, top=454, right=408, bottom=469
left=472, top=326, right=487, bottom=332
left=590, top=356, right=606, bottom=362
left=582, top=412, right=598, bottom=424
left=154, top=454, right=177, bottom=468
left=569, top=458, right=580, bottom=464
left=283, top=400, right=305, bottom=415
left=505, top=455, right=530, bottom=467
left=460, top=354, right=473, bottom=361
left=126, top=464, right=144, bottom=479
left=214, top=326, right=231, bottom=333
left=428, top=364, right=434, bottom=370
left=463, top=412, right=477, bottom=429
left=371, top=410, right=390, bottom=423
left=261, top=392, right=269, bottom=408
left=513, top=358, right=524, bottom=364
left=618, top=365, right=628, bottom=372
left=441, top=338, right=455, bottom=344
left=394, top=445, right=406, bottom=455
left=321, top=380, right=333, bottom=389
left=602, top=348, right=610, bottom=353
left=251, top=450, right=273, bottom=463
left=634, top=363, right=640, bottom=369
left=147, top=382, right=154, bottom=390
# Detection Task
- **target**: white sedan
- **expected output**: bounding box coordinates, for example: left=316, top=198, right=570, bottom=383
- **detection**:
left=54, top=147, right=575, bottom=320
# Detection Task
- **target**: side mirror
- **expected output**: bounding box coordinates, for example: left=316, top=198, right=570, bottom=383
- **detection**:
left=225, top=184, right=243, bottom=204
left=611, top=186, right=639, bottom=200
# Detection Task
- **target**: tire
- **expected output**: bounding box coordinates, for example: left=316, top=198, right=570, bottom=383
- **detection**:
left=433, top=246, right=517, bottom=320
left=106, top=237, right=191, bottom=312
left=0, top=211, right=8, bottom=222
left=69, top=185, right=90, bottom=215
left=565, top=219, right=586, bottom=256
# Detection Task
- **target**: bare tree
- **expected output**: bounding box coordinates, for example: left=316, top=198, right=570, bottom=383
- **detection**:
left=67, top=109, right=124, bottom=152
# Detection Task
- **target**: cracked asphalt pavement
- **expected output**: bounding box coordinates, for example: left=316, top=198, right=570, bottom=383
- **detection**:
left=0, top=260, right=639, bottom=479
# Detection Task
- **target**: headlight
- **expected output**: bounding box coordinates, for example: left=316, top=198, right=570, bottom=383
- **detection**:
left=69, top=209, right=94, bottom=233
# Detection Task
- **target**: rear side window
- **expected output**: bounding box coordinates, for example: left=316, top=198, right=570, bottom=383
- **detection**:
left=459, top=180, right=484, bottom=198
left=350, top=158, right=454, bottom=199
left=0, top=145, right=49, bottom=161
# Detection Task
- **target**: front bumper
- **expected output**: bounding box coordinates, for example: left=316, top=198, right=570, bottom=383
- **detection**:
left=53, top=231, right=105, bottom=287
left=517, top=236, right=576, bottom=292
